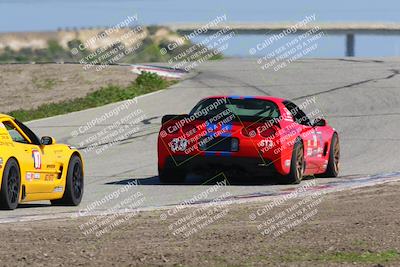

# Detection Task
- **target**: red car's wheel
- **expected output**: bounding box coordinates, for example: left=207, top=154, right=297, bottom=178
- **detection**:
left=318, top=133, right=340, bottom=178
left=283, top=139, right=304, bottom=184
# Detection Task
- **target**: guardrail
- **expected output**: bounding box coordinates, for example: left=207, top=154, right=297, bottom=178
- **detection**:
left=167, top=23, right=400, bottom=57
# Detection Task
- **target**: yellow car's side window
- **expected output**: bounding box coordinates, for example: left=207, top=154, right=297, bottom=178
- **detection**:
left=3, top=121, right=29, bottom=144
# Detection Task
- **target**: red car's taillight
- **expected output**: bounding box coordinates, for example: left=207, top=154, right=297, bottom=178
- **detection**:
left=259, top=127, right=277, bottom=138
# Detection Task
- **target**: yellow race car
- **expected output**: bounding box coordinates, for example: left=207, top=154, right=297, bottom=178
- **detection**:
left=0, top=114, right=84, bottom=210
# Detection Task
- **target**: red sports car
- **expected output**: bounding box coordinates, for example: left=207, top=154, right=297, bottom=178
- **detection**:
left=157, top=96, right=339, bottom=184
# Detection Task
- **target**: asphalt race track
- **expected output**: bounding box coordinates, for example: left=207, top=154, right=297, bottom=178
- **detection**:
left=1, top=58, right=399, bottom=221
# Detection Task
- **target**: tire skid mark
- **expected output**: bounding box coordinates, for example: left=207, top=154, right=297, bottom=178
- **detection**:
left=168, top=171, right=400, bottom=205
left=293, top=69, right=400, bottom=101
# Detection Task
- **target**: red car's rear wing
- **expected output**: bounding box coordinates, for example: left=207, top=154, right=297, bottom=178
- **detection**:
left=161, top=114, right=282, bottom=127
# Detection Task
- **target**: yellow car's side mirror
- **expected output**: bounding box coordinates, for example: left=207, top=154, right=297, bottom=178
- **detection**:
left=40, top=136, right=56, bottom=145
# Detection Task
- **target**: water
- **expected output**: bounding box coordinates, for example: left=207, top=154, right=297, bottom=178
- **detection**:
left=1, top=0, right=400, bottom=57
left=195, top=35, right=400, bottom=57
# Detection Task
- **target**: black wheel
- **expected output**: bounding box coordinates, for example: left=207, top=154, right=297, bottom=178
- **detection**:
left=158, top=167, right=186, bottom=184
left=283, top=139, right=305, bottom=184
left=51, top=155, right=84, bottom=206
left=0, top=159, right=21, bottom=210
left=318, top=133, right=340, bottom=178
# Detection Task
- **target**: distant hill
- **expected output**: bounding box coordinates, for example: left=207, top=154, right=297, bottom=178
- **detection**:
left=0, top=26, right=222, bottom=64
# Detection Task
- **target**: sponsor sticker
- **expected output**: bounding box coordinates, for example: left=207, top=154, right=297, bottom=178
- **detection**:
left=34, top=173, right=40, bottom=180
left=26, top=172, right=33, bottom=181
left=53, top=186, right=63, bottom=193
left=317, top=147, right=323, bottom=157
left=307, top=147, right=313, bottom=156
left=313, top=134, right=318, bottom=147
left=45, top=174, right=54, bottom=182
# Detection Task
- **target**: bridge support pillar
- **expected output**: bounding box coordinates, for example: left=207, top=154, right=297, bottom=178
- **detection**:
left=346, top=34, right=355, bottom=57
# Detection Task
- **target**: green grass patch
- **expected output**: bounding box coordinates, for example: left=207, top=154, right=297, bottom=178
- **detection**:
left=9, top=72, right=176, bottom=122
left=209, top=53, right=224, bottom=60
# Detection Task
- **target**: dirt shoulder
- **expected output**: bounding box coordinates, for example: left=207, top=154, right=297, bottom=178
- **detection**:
left=0, top=64, right=136, bottom=113
left=0, top=182, right=399, bottom=266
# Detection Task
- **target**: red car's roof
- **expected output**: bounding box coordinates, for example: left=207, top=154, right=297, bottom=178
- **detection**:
left=204, top=95, right=286, bottom=103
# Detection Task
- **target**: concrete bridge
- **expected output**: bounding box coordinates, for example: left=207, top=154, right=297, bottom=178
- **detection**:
left=168, top=23, right=400, bottom=57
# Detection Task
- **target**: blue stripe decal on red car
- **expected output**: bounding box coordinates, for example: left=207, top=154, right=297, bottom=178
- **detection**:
left=221, top=124, right=233, bottom=131
left=206, top=122, right=217, bottom=131
left=228, top=95, right=242, bottom=99
left=220, top=133, right=232, bottom=137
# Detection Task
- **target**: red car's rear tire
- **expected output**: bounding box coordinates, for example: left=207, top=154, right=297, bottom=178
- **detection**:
left=317, top=133, right=340, bottom=178
left=282, top=139, right=305, bottom=184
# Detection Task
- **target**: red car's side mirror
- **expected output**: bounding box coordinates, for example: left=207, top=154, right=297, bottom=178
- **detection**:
left=313, top=118, right=327, bottom=127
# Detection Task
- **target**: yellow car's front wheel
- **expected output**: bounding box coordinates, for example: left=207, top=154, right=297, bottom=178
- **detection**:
left=0, top=158, right=21, bottom=210
left=51, top=155, right=84, bottom=206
